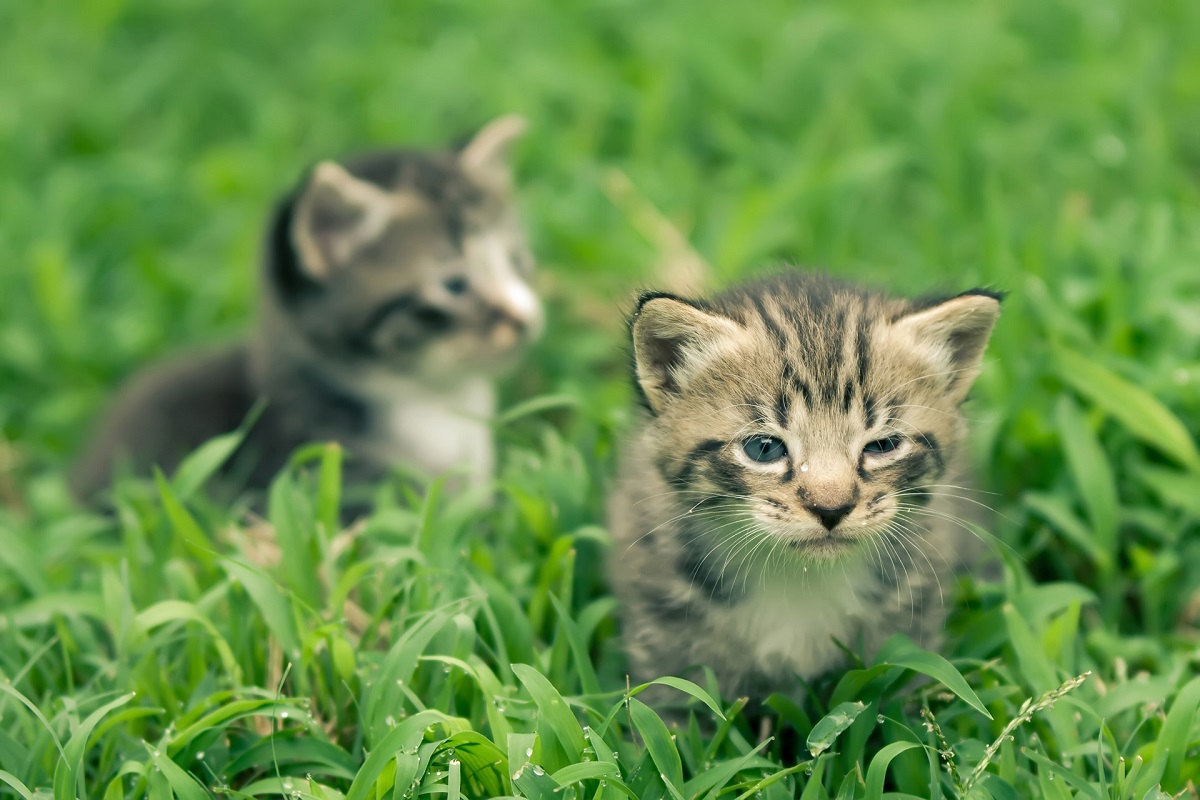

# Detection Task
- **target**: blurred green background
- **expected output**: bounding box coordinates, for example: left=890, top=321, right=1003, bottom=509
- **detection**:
left=2, top=0, right=1199, bottom=624
left=4, top=0, right=1196, bottom=473
left=2, top=0, right=1200, bottom=796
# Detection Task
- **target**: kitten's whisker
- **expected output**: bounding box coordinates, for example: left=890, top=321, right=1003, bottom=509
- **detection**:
left=894, top=504, right=1023, bottom=560
left=889, top=365, right=977, bottom=393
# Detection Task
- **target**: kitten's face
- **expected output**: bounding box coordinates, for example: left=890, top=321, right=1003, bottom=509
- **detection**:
left=274, top=116, right=542, bottom=382
left=631, top=276, right=1000, bottom=564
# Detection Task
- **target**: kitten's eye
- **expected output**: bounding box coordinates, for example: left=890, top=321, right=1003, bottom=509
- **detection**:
left=414, top=306, right=453, bottom=332
left=863, top=435, right=903, bottom=455
left=443, top=276, right=468, bottom=295
left=742, top=436, right=788, bottom=463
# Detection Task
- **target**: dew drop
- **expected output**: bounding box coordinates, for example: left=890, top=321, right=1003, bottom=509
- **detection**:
left=196, top=751, right=205, bottom=760
left=280, top=711, right=289, bottom=719
left=282, top=780, right=294, bottom=790
left=532, top=766, right=545, bottom=776
left=876, top=715, right=885, bottom=724
left=526, top=747, right=534, bottom=757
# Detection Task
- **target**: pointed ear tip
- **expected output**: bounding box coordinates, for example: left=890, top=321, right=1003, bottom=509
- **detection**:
left=962, top=288, right=1007, bottom=305
left=490, top=113, right=529, bottom=135
left=309, top=160, right=350, bottom=184
left=630, top=291, right=693, bottom=325
left=634, top=290, right=683, bottom=310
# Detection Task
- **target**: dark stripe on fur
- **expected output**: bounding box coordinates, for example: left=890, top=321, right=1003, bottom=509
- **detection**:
left=797, top=379, right=813, bottom=407
left=855, top=315, right=871, bottom=389
left=864, top=395, right=878, bottom=430
left=916, top=431, right=945, bottom=476
left=704, top=452, right=750, bottom=498
left=642, top=586, right=702, bottom=623
left=672, top=439, right=726, bottom=485
left=751, top=294, right=790, bottom=353
left=676, top=518, right=738, bottom=604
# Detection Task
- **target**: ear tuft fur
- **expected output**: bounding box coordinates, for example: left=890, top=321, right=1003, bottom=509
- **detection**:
left=630, top=294, right=745, bottom=415
left=893, top=291, right=1002, bottom=402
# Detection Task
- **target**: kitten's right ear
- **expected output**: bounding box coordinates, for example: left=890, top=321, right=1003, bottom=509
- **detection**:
left=458, top=114, right=527, bottom=187
left=631, top=293, right=746, bottom=414
left=291, top=161, right=391, bottom=279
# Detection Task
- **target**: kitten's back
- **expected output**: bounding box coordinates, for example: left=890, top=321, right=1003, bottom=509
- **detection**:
left=69, top=345, right=254, bottom=502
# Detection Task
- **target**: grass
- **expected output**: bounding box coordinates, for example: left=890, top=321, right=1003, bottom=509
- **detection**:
left=1, top=0, right=1199, bottom=797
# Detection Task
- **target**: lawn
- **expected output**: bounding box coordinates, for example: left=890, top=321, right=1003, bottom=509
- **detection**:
left=1, top=0, right=1199, bottom=797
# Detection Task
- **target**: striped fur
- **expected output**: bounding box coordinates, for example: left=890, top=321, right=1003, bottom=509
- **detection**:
left=609, top=271, right=1001, bottom=702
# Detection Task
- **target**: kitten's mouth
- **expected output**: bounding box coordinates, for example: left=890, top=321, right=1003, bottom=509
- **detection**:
left=755, top=510, right=862, bottom=558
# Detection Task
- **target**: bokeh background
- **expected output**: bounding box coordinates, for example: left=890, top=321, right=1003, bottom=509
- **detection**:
left=1, top=0, right=1199, bottom=795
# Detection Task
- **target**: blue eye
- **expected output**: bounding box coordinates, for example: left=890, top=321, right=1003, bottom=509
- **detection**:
left=863, top=435, right=903, bottom=454
left=443, top=276, right=469, bottom=295
left=742, top=436, right=788, bottom=463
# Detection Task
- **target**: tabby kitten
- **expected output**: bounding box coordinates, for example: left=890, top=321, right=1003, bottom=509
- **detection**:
left=71, top=115, right=541, bottom=503
left=609, top=271, right=1001, bottom=702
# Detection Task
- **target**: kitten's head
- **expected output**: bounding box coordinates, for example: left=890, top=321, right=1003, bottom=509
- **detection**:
left=630, top=272, right=1001, bottom=563
left=265, top=115, right=542, bottom=381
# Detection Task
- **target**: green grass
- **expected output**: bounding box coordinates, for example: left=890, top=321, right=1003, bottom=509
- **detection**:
left=2, top=0, right=1200, bottom=797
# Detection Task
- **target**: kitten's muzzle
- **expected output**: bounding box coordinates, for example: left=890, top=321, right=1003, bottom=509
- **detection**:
left=804, top=501, right=856, bottom=531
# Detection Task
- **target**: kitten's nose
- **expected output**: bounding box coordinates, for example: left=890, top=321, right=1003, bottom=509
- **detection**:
left=805, top=502, right=855, bottom=531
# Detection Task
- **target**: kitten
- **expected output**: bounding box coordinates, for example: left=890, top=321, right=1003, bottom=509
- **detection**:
left=71, top=115, right=542, bottom=504
left=608, top=271, right=1001, bottom=703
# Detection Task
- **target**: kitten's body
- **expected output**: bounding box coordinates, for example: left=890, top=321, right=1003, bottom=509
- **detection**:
left=72, top=117, right=539, bottom=503
left=609, top=272, right=1000, bottom=701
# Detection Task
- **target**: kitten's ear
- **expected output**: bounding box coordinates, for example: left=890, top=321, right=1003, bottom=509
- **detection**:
left=291, top=161, right=391, bottom=279
left=894, top=290, right=1003, bottom=401
left=458, top=114, right=527, bottom=185
left=631, top=294, right=746, bottom=414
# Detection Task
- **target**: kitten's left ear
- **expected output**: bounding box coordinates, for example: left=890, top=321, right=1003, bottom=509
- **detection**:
left=893, top=290, right=1003, bottom=402
left=458, top=114, right=528, bottom=185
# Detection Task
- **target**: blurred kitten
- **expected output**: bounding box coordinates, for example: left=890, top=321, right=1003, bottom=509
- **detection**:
left=71, top=115, right=541, bottom=505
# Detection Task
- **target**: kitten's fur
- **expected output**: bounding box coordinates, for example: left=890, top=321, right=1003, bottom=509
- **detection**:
left=72, top=116, right=541, bottom=503
left=609, top=271, right=1001, bottom=702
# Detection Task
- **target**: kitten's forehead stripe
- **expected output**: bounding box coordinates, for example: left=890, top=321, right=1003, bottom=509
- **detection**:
left=855, top=314, right=871, bottom=389
left=751, top=294, right=791, bottom=353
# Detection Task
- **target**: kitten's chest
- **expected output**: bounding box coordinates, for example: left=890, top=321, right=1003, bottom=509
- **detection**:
left=708, top=563, right=879, bottom=680
left=355, top=374, right=495, bottom=485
